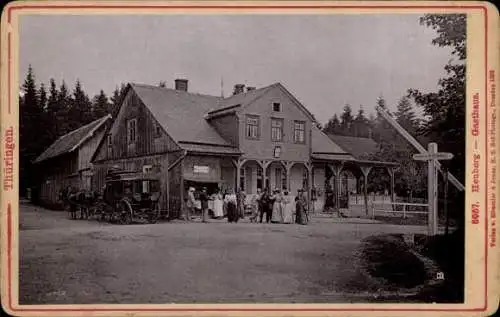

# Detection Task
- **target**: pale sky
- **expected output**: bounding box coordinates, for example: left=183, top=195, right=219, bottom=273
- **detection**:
left=19, top=14, right=454, bottom=123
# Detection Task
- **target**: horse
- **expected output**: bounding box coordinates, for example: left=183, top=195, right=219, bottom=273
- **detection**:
left=60, top=187, right=100, bottom=220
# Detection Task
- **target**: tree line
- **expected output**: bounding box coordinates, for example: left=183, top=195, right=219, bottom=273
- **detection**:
left=321, top=94, right=428, bottom=199
left=20, top=14, right=465, bottom=207
left=321, top=14, right=465, bottom=202
left=19, top=67, right=128, bottom=194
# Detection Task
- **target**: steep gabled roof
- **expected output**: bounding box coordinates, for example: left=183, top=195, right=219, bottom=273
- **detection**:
left=327, top=134, right=379, bottom=160
left=34, top=115, right=111, bottom=163
left=311, top=126, right=356, bottom=161
left=207, top=83, right=277, bottom=115
left=206, top=83, right=317, bottom=122
left=130, top=83, right=232, bottom=147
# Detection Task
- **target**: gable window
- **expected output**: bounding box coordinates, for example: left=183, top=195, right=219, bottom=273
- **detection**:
left=155, top=124, right=162, bottom=138
left=127, top=118, right=137, bottom=144
left=271, top=118, right=283, bottom=142
left=272, top=102, right=281, bottom=112
left=294, top=121, right=306, bottom=143
left=107, top=134, right=113, bottom=157
left=246, top=115, right=260, bottom=139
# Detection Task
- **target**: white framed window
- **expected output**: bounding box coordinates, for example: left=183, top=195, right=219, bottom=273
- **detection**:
left=127, top=118, right=137, bottom=144
left=272, top=102, right=281, bottom=112
left=271, top=118, right=283, bottom=142
left=294, top=121, right=305, bottom=143
left=273, top=146, right=281, bottom=158
left=245, top=115, right=259, bottom=139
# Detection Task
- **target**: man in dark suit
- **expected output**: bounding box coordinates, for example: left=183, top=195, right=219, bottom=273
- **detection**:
left=199, top=187, right=209, bottom=223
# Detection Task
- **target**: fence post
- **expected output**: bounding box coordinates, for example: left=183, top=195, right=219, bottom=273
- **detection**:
left=403, top=204, right=406, bottom=219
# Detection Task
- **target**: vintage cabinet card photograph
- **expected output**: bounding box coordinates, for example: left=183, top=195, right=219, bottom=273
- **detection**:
left=1, top=1, right=499, bottom=316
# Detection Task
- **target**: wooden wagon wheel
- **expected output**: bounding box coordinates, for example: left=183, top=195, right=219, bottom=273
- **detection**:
left=118, top=199, right=134, bottom=225
left=147, top=202, right=160, bottom=224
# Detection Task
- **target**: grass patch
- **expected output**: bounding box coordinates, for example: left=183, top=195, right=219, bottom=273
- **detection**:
left=361, top=234, right=427, bottom=289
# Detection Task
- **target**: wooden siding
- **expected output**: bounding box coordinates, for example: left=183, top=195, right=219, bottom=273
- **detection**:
left=238, top=86, right=312, bottom=162
left=168, top=161, right=183, bottom=219
left=36, top=153, right=79, bottom=207
left=93, top=88, right=180, bottom=163
left=182, top=155, right=223, bottom=183
left=92, top=154, right=173, bottom=212
left=78, top=127, right=107, bottom=171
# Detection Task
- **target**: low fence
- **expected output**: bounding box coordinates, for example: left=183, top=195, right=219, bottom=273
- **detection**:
left=370, top=202, right=429, bottom=219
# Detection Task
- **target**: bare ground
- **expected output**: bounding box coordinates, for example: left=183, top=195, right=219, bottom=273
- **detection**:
left=19, top=202, right=434, bottom=304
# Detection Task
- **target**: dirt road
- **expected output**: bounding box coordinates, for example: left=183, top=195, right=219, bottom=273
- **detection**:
left=19, top=202, right=430, bottom=304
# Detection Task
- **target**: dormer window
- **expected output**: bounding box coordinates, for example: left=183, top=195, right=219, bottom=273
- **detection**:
left=272, top=102, right=281, bottom=112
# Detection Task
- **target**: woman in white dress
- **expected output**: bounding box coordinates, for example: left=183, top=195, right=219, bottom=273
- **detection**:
left=282, top=191, right=294, bottom=224
left=212, top=190, right=224, bottom=219
left=271, top=189, right=283, bottom=223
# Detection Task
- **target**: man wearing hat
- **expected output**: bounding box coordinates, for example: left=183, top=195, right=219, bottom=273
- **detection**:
left=185, top=187, right=196, bottom=222
left=199, top=187, right=210, bottom=223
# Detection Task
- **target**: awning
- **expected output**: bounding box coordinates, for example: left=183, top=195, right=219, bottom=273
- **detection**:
left=183, top=176, right=225, bottom=184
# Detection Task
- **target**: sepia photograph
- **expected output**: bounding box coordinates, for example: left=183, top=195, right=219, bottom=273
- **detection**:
left=1, top=1, right=499, bottom=316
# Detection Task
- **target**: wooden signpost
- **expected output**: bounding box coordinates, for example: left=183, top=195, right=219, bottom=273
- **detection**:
left=413, top=143, right=454, bottom=236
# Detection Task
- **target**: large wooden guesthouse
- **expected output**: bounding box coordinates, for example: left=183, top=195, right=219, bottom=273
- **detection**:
left=88, top=80, right=396, bottom=217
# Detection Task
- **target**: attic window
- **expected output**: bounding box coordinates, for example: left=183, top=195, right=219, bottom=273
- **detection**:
left=127, top=118, right=137, bottom=144
left=155, top=124, right=162, bottom=138
left=272, top=102, right=281, bottom=112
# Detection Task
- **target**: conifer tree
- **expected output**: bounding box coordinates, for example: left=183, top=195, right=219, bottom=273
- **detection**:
left=323, top=114, right=341, bottom=135
left=19, top=65, right=42, bottom=193
left=340, top=104, right=354, bottom=136
left=92, top=89, right=110, bottom=119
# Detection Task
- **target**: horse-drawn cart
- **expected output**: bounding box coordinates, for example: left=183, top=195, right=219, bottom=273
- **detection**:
left=99, top=170, right=161, bottom=224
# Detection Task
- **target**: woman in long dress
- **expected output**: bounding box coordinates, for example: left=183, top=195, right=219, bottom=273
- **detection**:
left=225, top=189, right=238, bottom=223
left=271, top=189, right=283, bottom=223
left=212, top=190, right=224, bottom=219
left=282, top=191, right=294, bottom=224
left=295, top=189, right=308, bottom=225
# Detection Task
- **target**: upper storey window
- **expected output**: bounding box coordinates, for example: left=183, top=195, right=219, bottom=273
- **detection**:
left=246, top=115, right=260, bottom=139
left=294, top=121, right=305, bottom=143
left=272, top=102, right=281, bottom=112
left=271, top=118, right=283, bottom=142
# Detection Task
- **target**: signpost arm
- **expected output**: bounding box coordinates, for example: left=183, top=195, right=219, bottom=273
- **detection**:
left=376, top=106, right=464, bottom=192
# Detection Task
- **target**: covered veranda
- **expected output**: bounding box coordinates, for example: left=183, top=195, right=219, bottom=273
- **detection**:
left=234, top=158, right=312, bottom=195
left=311, top=156, right=398, bottom=217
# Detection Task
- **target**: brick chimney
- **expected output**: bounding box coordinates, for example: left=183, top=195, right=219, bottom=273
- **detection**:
left=175, top=79, right=188, bottom=92
left=246, top=86, right=256, bottom=92
left=233, top=84, right=245, bottom=95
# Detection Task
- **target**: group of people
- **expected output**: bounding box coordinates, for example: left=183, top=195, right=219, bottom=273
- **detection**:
left=252, top=188, right=308, bottom=225
left=184, top=186, right=308, bottom=225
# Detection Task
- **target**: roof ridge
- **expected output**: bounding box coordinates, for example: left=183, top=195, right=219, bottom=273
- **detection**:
left=221, top=82, right=278, bottom=101
left=51, top=115, right=109, bottom=142
left=328, top=134, right=375, bottom=140
left=130, top=82, right=222, bottom=99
